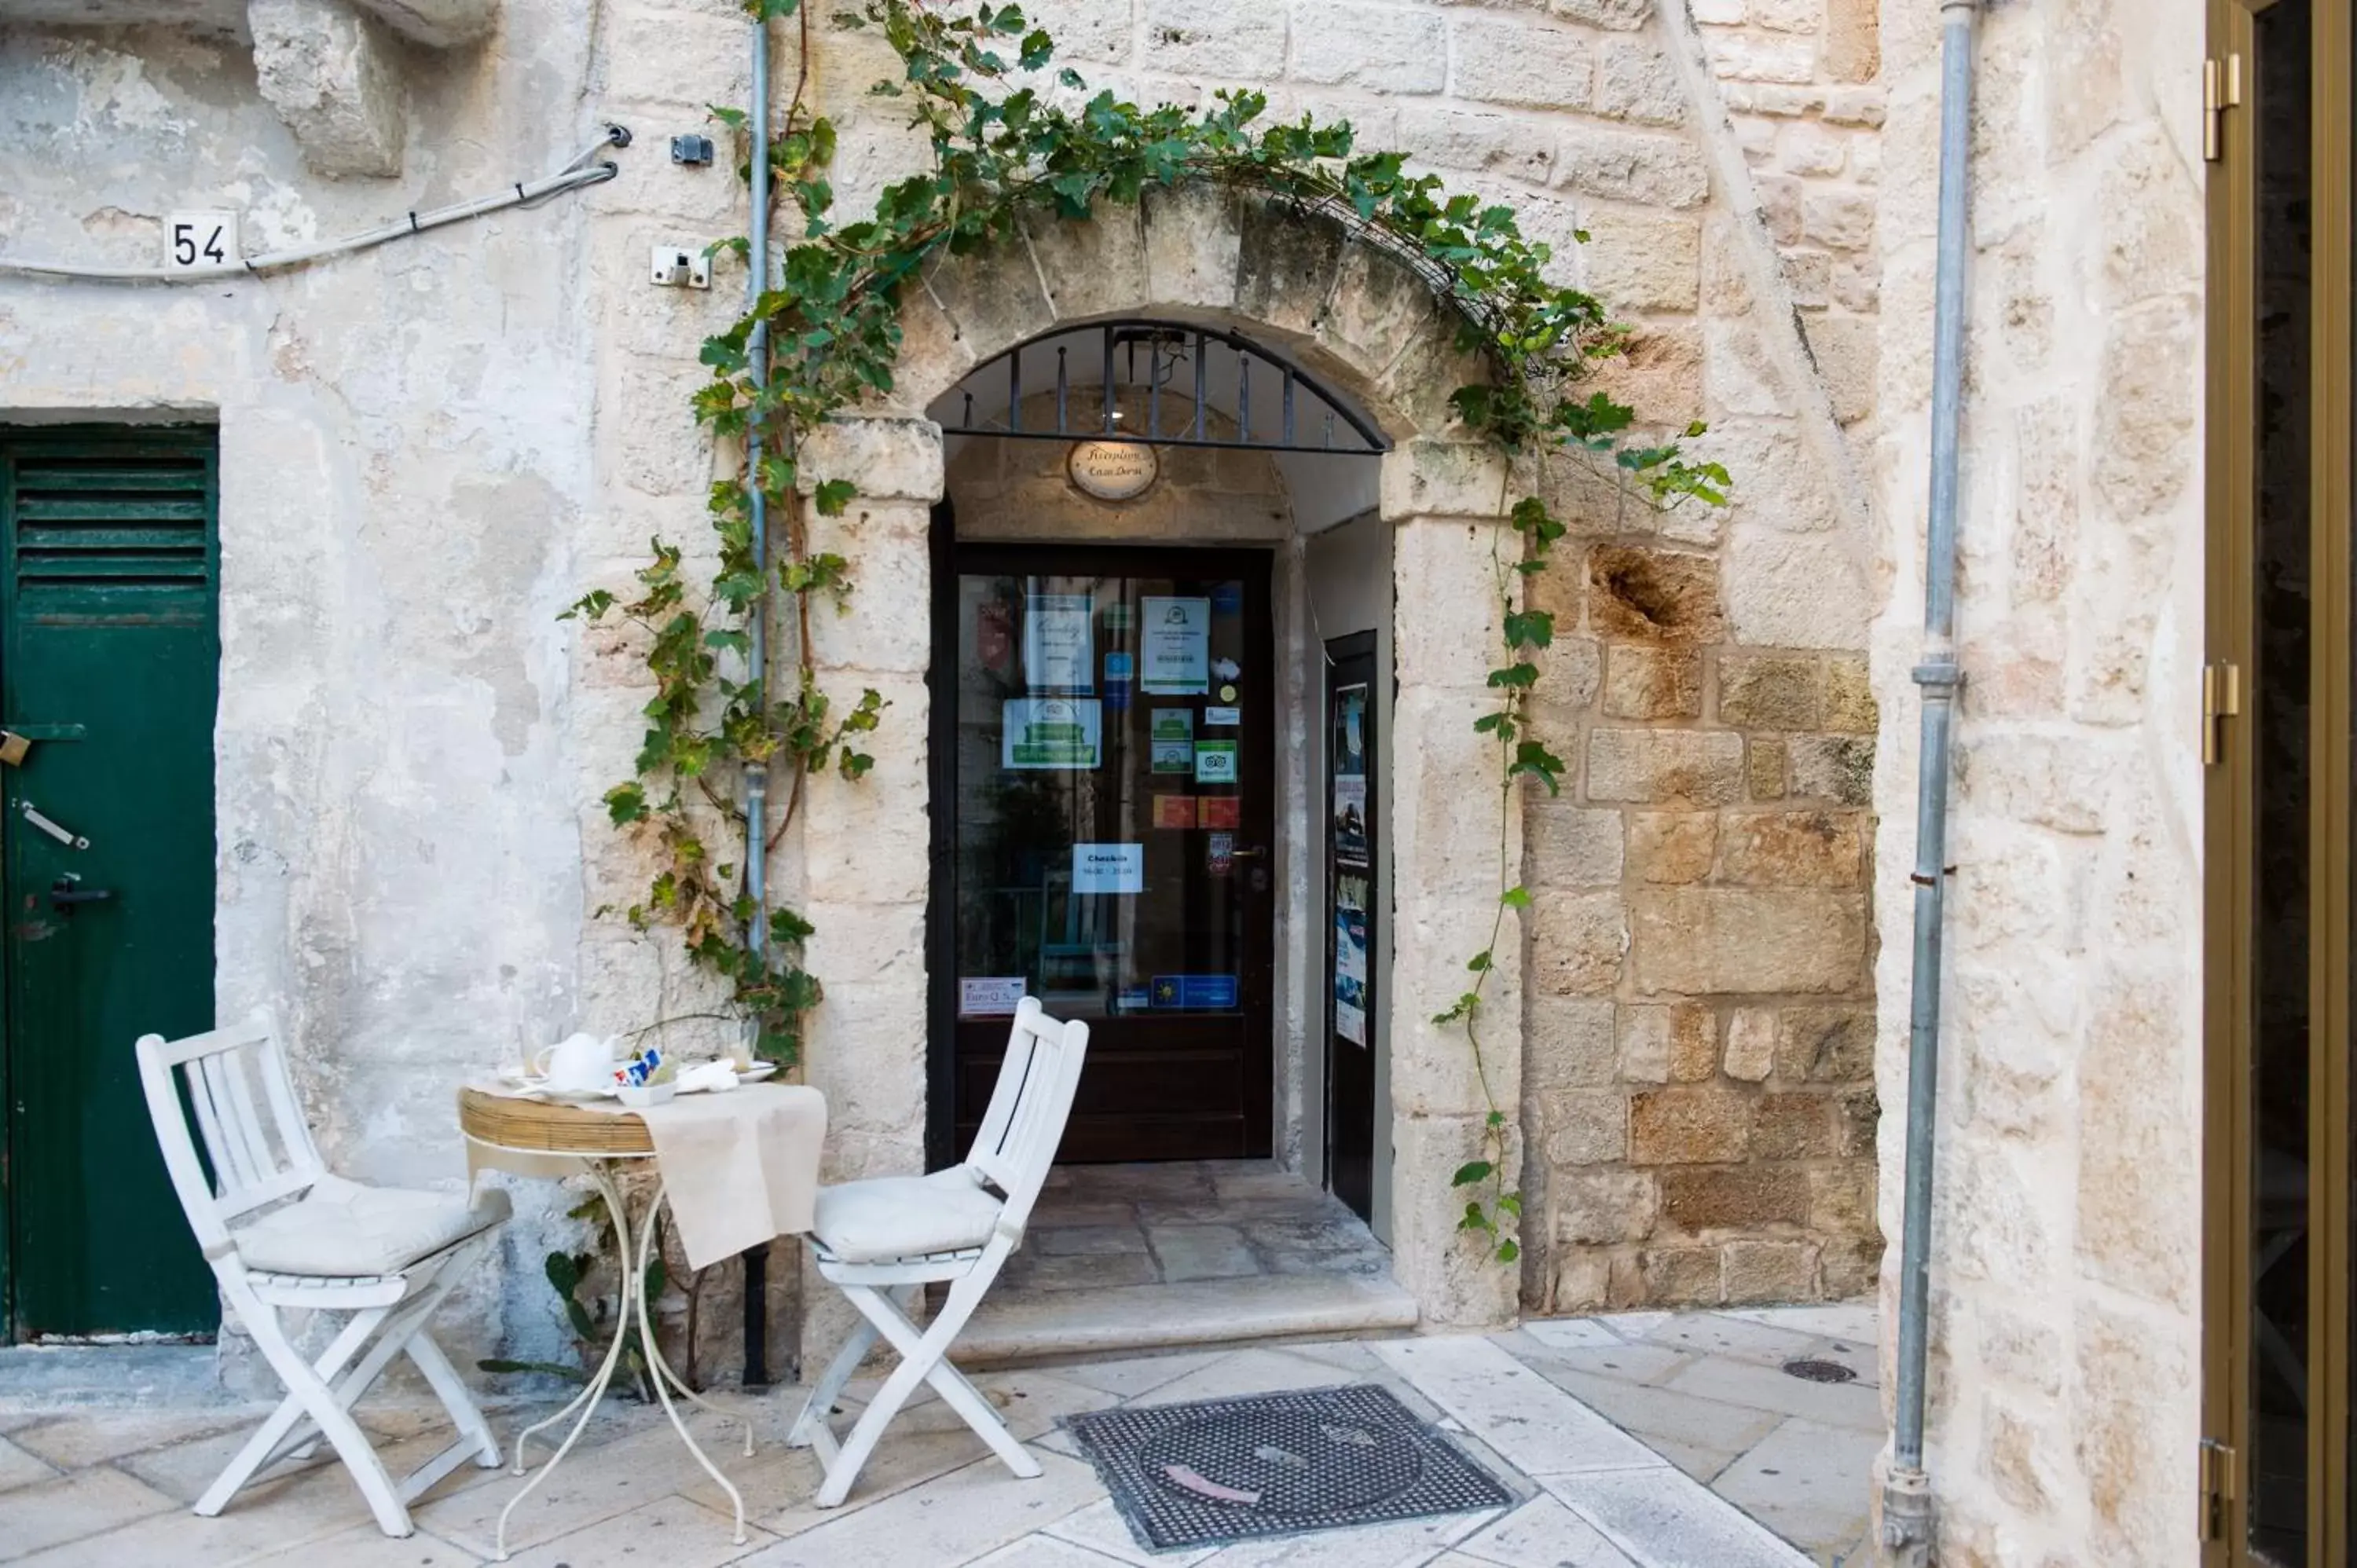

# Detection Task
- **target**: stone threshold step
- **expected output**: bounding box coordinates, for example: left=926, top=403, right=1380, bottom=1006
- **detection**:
left=956, top=1272, right=1419, bottom=1368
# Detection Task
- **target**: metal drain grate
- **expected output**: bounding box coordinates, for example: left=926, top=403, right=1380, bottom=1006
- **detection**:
left=1065, top=1383, right=1512, bottom=1551
left=1782, top=1357, right=1858, bottom=1383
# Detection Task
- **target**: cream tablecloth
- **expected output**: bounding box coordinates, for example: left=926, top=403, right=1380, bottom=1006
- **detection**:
left=464, top=1080, right=827, bottom=1269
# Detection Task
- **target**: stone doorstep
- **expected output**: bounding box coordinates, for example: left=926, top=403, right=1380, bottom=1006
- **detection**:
left=953, top=1272, right=1420, bottom=1368
left=0, top=1344, right=242, bottom=1412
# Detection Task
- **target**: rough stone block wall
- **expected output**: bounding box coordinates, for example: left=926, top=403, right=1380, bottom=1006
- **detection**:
left=1865, top=0, right=2205, bottom=1560
left=1519, top=495, right=1881, bottom=1314
left=1694, top=0, right=1883, bottom=431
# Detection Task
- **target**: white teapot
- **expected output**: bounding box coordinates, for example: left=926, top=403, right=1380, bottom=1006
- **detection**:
left=531, top=1031, right=621, bottom=1094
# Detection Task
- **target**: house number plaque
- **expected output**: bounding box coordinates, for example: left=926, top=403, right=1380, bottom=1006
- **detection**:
left=1067, top=439, right=1159, bottom=503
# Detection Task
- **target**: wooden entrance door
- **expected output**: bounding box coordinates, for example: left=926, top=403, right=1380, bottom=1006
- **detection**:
left=932, top=541, right=1275, bottom=1163
left=2202, top=1, right=2355, bottom=1556
left=1, top=427, right=219, bottom=1340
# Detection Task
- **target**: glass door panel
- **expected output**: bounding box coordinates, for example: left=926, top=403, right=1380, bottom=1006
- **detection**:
left=944, top=545, right=1274, bottom=1163
left=2249, top=5, right=2316, bottom=1559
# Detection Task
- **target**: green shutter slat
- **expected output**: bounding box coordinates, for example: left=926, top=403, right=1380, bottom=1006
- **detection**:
left=12, top=463, right=209, bottom=492
left=18, top=526, right=204, bottom=548
left=20, top=557, right=207, bottom=580
left=16, top=500, right=208, bottom=524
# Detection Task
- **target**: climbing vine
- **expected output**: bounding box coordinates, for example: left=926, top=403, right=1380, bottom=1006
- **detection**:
left=567, top=0, right=1728, bottom=1262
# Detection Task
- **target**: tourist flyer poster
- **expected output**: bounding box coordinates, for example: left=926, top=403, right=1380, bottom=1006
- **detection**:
left=1023, top=593, right=1094, bottom=693
left=1002, top=698, right=1102, bottom=768
left=1140, top=596, right=1211, bottom=694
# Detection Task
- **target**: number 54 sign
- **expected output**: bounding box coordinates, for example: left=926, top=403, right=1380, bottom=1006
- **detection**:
left=164, top=211, right=239, bottom=272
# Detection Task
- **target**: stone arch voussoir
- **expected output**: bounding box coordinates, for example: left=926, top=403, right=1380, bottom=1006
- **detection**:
left=892, top=182, right=1498, bottom=449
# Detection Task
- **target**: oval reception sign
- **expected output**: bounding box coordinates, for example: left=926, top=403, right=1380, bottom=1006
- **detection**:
left=1067, top=439, right=1160, bottom=502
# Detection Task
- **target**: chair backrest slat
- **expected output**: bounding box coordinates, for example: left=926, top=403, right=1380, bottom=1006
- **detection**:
left=199, top=1052, right=263, bottom=1193
left=221, top=1046, right=286, bottom=1193
left=962, top=998, right=1087, bottom=1234
left=185, top=1056, right=244, bottom=1193
left=138, top=1011, right=328, bottom=1259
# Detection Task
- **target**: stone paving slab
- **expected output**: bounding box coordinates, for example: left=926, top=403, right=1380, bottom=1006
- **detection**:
left=0, top=1303, right=1874, bottom=1568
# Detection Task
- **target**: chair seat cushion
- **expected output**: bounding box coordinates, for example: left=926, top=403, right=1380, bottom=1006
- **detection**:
left=812, top=1168, right=1004, bottom=1263
left=235, top=1179, right=511, bottom=1278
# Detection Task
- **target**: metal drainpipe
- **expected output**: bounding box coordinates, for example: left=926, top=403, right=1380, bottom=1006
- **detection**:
left=1882, top=0, right=1977, bottom=1556
left=739, top=11, right=775, bottom=1390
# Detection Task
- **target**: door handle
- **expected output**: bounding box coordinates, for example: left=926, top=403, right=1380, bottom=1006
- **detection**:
left=1230, top=846, right=1267, bottom=860
left=49, top=878, right=113, bottom=911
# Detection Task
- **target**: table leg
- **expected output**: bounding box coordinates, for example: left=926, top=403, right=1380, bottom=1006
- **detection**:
left=634, top=1181, right=748, bottom=1544
left=494, top=1164, right=639, bottom=1563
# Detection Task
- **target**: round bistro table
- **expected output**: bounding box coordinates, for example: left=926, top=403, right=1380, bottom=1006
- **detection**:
left=457, top=1086, right=754, bottom=1560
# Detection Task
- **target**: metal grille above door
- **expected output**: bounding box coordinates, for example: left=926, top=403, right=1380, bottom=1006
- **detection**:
left=935, top=321, right=1391, bottom=454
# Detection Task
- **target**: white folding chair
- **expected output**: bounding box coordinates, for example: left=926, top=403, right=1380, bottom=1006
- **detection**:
left=787, top=997, right=1090, bottom=1508
left=137, top=1011, right=510, bottom=1538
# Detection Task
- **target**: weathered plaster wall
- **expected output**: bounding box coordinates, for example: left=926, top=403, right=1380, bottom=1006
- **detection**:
left=0, top=13, right=610, bottom=1374
left=1865, top=0, right=2206, bottom=1560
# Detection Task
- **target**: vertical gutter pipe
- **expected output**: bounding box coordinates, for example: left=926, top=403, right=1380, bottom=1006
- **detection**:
left=1882, top=0, right=1976, bottom=1555
left=1886, top=0, right=1980, bottom=1546
left=739, top=13, right=775, bottom=1389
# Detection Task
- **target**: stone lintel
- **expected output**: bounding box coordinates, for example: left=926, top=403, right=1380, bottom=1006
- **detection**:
left=801, top=415, right=948, bottom=504
left=1380, top=439, right=1510, bottom=522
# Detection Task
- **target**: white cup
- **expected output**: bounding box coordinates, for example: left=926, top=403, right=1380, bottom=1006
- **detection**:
left=532, top=1032, right=620, bottom=1094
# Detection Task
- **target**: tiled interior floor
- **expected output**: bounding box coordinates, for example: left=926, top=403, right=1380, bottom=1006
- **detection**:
left=0, top=1305, right=1879, bottom=1567
left=1006, top=1160, right=1393, bottom=1292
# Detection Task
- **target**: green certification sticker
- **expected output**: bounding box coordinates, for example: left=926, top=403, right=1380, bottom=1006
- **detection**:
left=1194, top=739, right=1238, bottom=784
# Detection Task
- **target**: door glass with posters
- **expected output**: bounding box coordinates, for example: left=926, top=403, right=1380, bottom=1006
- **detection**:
left=1325, top=631, right=1378, bottom=1223
left=944, top=546, right=1274, bottom=1163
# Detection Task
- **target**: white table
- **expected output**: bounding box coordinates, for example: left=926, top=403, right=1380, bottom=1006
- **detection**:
left=457, top=1083, right=823, bottom=1559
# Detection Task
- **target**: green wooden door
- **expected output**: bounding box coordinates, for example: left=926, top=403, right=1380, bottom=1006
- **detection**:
left=2, top=427, right=218, bottom=1340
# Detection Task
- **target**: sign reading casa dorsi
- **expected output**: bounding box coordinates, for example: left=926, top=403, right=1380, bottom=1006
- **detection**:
left=1067, top=439, right=1159, bottom=502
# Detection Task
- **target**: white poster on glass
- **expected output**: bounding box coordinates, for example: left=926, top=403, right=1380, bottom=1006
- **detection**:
left=1072, top=843, right=1144, bottom=895
left=1024, top=593, right=1094, bottom=693
left=1139, top=596, right=1211, bottom=694
left=1003, top=698, right=1102, bottom=769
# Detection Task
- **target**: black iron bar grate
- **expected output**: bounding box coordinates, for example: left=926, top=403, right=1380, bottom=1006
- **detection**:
left=1065, top=1383, right=1512, bottom=1551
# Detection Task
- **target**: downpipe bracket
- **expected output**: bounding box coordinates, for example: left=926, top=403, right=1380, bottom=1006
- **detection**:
left=1910, top=659, right=1963, bottom=691
left=1881, top=1464, right=1934, bottom=1558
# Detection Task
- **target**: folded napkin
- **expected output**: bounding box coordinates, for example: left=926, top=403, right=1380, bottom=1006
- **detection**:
left=635, top=1083, right=828, bottom=1270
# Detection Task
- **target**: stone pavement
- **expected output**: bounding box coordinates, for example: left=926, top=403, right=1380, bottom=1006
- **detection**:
left=0, top=1306, right=1878, bottom=1567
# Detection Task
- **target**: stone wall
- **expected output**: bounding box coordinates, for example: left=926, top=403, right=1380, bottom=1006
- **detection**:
left=1519, top=487, right=1882, bottom=1314
left=1864, top=0, right=2206, bottom=1561
left=2, top=0, right=1890, bottom=1369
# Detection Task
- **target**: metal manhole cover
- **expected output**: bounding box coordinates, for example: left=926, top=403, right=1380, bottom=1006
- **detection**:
left=1782, top=1357, right=1858, bottom=1383
left=1066, top=1383, right=1512, bottom=1550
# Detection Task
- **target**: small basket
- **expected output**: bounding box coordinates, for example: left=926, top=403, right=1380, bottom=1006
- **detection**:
left=456, top=1086, right=655, bottom=1156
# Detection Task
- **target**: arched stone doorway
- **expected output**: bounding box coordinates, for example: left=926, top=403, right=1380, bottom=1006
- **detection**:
left=788, top=188, right=1528, bottom=1350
